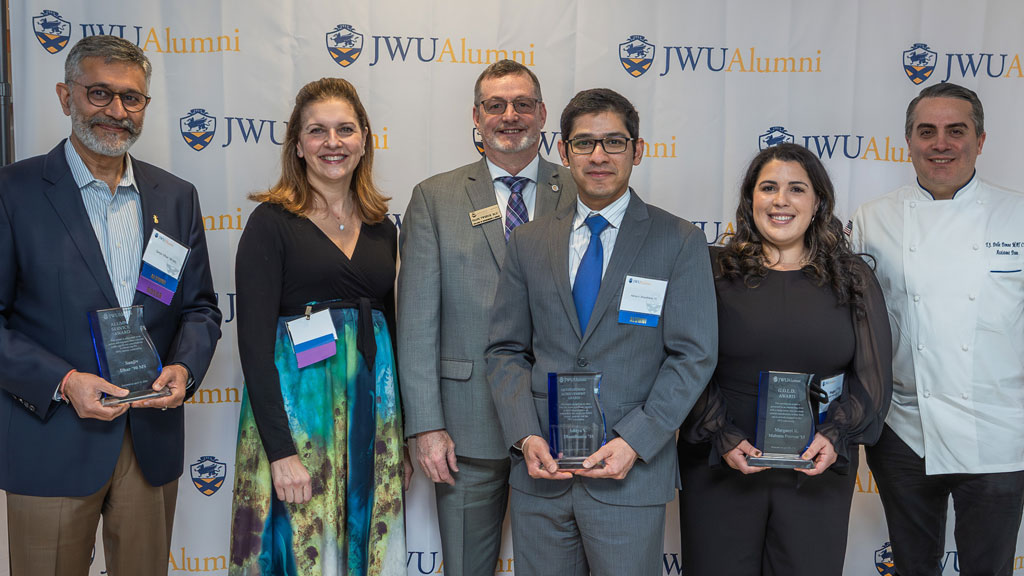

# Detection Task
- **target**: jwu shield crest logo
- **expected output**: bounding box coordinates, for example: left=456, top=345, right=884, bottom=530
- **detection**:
left=903, top=43, right=937, bottom=85
left=619, top=35, right=655, bottom=78
left=179, top=109, right=216, bottom=152
left=32, top=10, right=71, bottom=54
left=190, top=456, right=227, bottom=496
left=759, top=126, right=794, bottom=150
left=874, top=542, right=895, bottom=576
left=327, top=24, right=363, bottom=68
left=472, top=128, right=485, bottom=156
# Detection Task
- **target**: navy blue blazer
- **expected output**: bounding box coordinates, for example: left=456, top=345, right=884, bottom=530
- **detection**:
left=0, top=141, right=222, bottom=497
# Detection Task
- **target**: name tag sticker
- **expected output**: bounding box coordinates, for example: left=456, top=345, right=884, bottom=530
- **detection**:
left=286, top=310, right=338, bottom=369
left=618, top=275, right=667, bottom=327
left=818, top=373, right=844, bottom=423
left=137, top=229, right=190, bottom=305
left=470, top=205, right=502, bottom=227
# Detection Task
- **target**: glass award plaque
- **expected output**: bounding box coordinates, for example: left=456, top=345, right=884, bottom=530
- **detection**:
left=88, top=306, right=170, bottom=406
left=748, top=371, right=815, bottom=469
left=547, top=372, right=606, bottom=469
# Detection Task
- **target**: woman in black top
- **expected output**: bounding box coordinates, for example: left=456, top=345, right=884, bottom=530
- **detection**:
left=229, top=78, right=410, bottom=576
left=678, top=143, right=892, bottom=576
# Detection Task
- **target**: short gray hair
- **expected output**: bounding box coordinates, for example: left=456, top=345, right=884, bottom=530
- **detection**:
left=64, top=35, right=152, bottom=87
left=905, top=83, right=984, bottom=139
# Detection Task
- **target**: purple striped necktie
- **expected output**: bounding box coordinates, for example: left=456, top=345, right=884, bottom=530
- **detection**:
left=498, top=176, right=530, bottom=242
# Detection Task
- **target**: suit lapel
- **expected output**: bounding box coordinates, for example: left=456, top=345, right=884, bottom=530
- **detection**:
left=547, top=202, right=582, bottom=340
left=464, top=159, right=507, bottom=267
left=133, top=162, right=170, bottom=306
left=535, top=158, right=567, bottom=217
left=582, top=191, right=650, bottom=345
left=41, top=142, right=119, bottom=308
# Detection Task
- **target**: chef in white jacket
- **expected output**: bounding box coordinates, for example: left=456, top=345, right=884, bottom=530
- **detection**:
left=850, top=82, right=1024, bottom=576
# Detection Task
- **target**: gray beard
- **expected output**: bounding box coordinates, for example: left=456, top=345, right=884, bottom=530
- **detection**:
left=70, top=105, right=141, bottom=157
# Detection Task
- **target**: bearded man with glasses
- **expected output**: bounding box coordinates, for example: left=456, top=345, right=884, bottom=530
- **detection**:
left=397, top=59, right=576, bottom=576
left=0, top=35, right=221, bottom=575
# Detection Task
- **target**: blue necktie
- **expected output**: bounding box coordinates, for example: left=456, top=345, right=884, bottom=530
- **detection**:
left=497, top=176, right=530, bottom=241
left=572, top=214, right=610, bottom=334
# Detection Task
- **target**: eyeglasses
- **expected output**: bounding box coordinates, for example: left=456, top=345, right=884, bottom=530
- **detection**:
left=566, top=137, right=635, bottom=155
left=478, top=97, right=541, bottom=115
left=69, top=81, right=151, bottom=112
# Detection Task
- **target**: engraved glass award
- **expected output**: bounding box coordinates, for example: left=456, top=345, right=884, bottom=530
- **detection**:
left=88, top=306, right=170, bottom=406
left=547, top=372, right=606, bottom=469
left=748, top=371, right=815, bottom=469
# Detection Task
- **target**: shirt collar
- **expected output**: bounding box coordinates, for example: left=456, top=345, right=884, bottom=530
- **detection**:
left=64, top=139, right=137, bottom=192
left=486, top=154, right=540, bottom=183
left=915, top=170, right=978, bottom=201
left=573, top=188, right=631, bottom=231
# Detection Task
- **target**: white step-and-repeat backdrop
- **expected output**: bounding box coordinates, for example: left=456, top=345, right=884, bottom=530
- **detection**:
left=2, top=1, right=1023, bottom=574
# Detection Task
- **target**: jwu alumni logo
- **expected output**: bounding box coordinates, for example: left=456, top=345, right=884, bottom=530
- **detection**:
left=180, top=109, right=217, bottom=152
left=32, top=10, right=71, bottom=54
left=903, top=43, right=938, bottom=85
left=190, top=456, right=227, bottom=496
left=619, top=35, right=655, bottom=78
left=759, top=126, right=795, bottom=150
left=327, top=24, right=363, bottom=68
left=874, top=542, right=895, bottom=576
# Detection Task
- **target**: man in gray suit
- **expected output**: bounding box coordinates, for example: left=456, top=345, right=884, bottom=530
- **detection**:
left=397, top=60, right=575, bottom=575
left=486, top=88, right=718, bottom=575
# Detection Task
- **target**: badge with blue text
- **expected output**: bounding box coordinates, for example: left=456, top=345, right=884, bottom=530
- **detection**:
left=286, top=309, right=338, bottom=369
left=817, top=373, right=844, bottom=423
left=618, top=275, right=667, bottom=326
left=137, top=229, right=189, bottom=305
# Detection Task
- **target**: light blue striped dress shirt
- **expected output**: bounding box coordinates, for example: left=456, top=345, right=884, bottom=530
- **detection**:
left=64, top=140, right=143, bottom=309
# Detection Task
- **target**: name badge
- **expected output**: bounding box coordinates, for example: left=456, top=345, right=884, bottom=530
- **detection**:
left=817, top=373, right=844, bottom=423
left=286, top=309, right=338, bottom=369
left=617, top=275, right=667, bottom=327
left=470, top=205, right=502, bottom=226
left=137, top=229, right=190, bottom=305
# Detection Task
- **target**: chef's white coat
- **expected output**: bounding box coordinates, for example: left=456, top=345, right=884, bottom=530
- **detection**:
left=850, top=176, right=1024, bottom=475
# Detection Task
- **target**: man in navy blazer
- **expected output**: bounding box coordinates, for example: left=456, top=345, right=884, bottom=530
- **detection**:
left=0, top=36, right=221, bottom=575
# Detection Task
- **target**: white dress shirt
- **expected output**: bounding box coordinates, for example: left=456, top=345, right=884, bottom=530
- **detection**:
left=569, top=189, right=631, bottom=288
left=850, top=176, right=1024, bottom=474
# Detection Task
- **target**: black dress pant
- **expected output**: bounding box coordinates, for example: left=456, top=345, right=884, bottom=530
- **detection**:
left=678, top=446, right=859, bottom=576
left=866, top=425, right=1024, bottom=576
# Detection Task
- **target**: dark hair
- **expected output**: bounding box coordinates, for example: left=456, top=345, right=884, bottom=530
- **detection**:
left=905, top=82, right=984, bottom=138
left=473, top=59, right=542, bottom=105
left=65, top=35, right=152, bottom=87
left=251, top=78, right=389, bottom=223
left=719, top=143, right=868, bottom=315
left=560, top=88, right=639, bottom=140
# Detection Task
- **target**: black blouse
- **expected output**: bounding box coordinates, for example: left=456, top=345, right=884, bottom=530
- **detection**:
left=235, top=202, right=397, bottom=462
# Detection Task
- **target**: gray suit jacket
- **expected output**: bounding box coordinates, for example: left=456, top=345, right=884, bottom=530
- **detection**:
left=398, top=157, right=575, bottom=459
left=486, top=191, right=718, bottom=506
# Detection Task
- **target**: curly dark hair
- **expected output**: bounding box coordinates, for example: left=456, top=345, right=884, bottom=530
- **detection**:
left=718, top=143, right=869, bottom=316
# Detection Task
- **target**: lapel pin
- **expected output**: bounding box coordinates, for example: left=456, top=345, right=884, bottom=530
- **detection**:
left=153, top=215, right=159, bottom=224
left=552, top=184, right=559, bottom=192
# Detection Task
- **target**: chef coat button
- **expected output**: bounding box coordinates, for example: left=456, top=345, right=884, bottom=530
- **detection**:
left=972, top=244, right=980, bottom=251
left=909, top=245, right=917, bottom=252
left=961, top=344, right=969, bottom=351
left=923, top=390, right=931, bottom=398
left=913, top=295, right=921, bottom=302
left=910, top=201, right=917, bottom=208
left=968, top=293, right=976, bottom=301
left=962, top=392, right=969, bottom=400
left=917, top=344, right=925, bottom=351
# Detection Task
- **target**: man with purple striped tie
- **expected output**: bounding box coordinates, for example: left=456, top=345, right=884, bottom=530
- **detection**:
left=398, top=59, right=576, bottom=575
left=486, top=88, right=717, bottom=575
